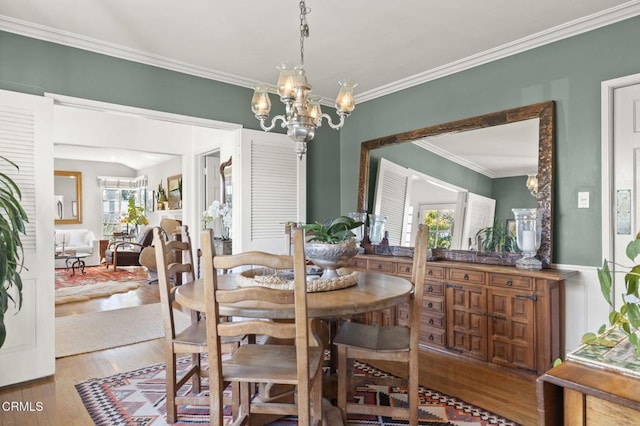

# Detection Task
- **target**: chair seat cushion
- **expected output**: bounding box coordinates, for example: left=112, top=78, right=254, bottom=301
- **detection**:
left=334, top=321, right=410, bottom=351
left=223, top=344, right=324, bottom=384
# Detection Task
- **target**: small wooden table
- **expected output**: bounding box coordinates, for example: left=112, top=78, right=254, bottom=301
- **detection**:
left=537, top=361, right=640, bottom=425
left=175, top=270, right=413, bottom=320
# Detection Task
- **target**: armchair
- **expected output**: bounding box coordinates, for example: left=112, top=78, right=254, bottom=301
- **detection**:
left=104, top=227, right=154, bottom=271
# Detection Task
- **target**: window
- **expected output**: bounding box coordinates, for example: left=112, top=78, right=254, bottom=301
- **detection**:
left=419, top=203, right=455, bottom=249
left=102, top=188, right=145, bottom=238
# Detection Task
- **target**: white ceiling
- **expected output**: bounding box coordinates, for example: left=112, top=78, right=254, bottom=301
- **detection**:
left=4, top=0, right=638, bottom=171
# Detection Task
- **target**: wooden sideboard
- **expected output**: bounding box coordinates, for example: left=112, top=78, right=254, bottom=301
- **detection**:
left=537, top=361, right=640, bottom=425
left=348, top=254, right=577, bottom=424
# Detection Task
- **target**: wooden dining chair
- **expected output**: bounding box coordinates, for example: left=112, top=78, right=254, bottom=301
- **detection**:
left=333, top=223, right=429, bottom=425
left=154, top=225, right=236, bottom=424
left=202, top=226, right=324, bottom=426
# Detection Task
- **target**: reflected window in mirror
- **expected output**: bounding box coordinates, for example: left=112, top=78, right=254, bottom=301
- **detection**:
left=358, top=101, right=555, bottom=267
left=54, top=170, right=82, bottom=224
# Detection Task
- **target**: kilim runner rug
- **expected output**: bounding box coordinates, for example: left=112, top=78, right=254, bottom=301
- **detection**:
left=76, top=358, right=519, bottom=425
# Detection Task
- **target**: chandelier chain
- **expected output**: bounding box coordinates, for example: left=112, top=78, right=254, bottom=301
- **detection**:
left=299, top=0, right=310, bottom=66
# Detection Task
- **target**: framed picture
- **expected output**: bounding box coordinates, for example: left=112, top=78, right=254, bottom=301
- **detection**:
left=167, top=174, right=182, bottom=210
left=506, top=219, right=516, bottom=237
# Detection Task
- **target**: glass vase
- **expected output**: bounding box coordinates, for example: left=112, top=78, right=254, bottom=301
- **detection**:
left=512, top=208, right=542, bottom=270
left=368, top=214, right=386, bottom=245
left=347, top=212, right=367, bottom=252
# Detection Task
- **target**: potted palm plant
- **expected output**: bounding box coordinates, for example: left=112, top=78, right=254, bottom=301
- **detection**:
left=0, top=156, right=29, bottom=348
left=303, top=216, right=363, bottom=279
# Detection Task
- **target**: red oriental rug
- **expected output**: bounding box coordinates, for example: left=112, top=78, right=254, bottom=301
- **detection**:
left=55, top=266, right=148, bottom=290
left=75, top=359, right=519, bottom=425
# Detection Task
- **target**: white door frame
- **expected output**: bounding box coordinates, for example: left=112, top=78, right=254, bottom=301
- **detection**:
left=601, top=72, right=640, bottom=264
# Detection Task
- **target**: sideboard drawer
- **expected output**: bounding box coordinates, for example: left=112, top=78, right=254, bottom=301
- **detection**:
left=367, top=259, right=396, bottom=274
left=488, top=273, right=533, bottom=290
left=422, top=295, right=444, bottom=313
left=448, top=268, right=485, bottom=285
left=396, top=262, right=414, bottom=277
left=423, top=281, right=444, bottom=296
left=423, top=312, right=445, bottom=329
left=425, top=266, right=445, bottom=280
left=420, top=326, right=446, bottom=347
left=349, top=257, right=368, bottom=270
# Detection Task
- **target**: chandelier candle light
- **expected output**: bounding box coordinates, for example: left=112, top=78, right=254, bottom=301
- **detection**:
left=250, top=0, right=356, bottom=159
left=512, top=208, right=542, bottom=270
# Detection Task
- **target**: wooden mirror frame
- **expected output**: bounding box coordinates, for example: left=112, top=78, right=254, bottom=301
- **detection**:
left=357, top=101, right=555, bottom=267
left=220, top=156, right=232, bottom=206
left=54, top=170, right=83, bottom=225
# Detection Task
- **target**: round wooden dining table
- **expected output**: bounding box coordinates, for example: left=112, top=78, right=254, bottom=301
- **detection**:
left=174, top=270, right=413, bottom=319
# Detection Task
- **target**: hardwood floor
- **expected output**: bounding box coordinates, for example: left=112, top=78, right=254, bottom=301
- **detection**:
left=1, top=270, right=164, bottom=426
left=3, top=268, right=537, bottom=425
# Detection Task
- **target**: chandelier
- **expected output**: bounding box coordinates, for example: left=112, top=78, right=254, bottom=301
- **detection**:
left=250, top=0, right=357, bottom=159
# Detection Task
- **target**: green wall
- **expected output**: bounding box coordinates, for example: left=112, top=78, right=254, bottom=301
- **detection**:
left=0, top=30, right=342, bottom=222
left=340, top=16, right=640, bottom=266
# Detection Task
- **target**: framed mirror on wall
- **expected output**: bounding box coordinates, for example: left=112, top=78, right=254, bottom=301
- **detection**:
left=357, top=101, right=555, bottom=267
left=220, top=156, right=232, bottom=207
left=54, top=170, right=83, bottom=224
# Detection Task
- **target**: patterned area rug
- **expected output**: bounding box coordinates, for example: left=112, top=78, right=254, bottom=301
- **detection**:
left=76, top=358, right=519, bottom=425
left=55, top=266, right=148, bottom=289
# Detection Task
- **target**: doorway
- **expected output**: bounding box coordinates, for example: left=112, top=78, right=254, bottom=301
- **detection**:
left=602, top=73, right=640, bottom=310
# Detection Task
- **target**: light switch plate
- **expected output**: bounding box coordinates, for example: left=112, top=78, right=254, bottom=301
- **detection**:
left=578, top=192, right=589, bottom=208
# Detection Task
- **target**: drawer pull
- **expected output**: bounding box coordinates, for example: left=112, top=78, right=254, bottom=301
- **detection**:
left=405, top=267, right=411, bottom=272
left=464, top=274, right=469, bottom=280
left=428, top=270, right=434, bottom=275
left=428, top=335, right=435, bottom=341
left=427, top=286, right=433, bottom=292
left=377, top=264, right=382, bottom=270
left=506, top=280, right=513, bottom=286
left=516, top=294, right=538, bottom=301
left=428, top=318, right=434, bottom=325
left=427, top=302, right=433, bottom=308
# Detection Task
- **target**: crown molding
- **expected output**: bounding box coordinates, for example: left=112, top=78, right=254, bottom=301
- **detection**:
left=356, top=1, right=640, bottom=103
left=1, top=1, right=640, bottom=104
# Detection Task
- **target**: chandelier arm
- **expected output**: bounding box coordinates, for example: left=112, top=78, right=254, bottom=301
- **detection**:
left=319, top=113, right=346, bottom=130
left=258, top=115, right=287, bottom=132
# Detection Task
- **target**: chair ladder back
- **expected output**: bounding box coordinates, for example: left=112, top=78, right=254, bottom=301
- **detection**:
left=213, top=250, right=293, bottom=271
left=291, top=226, right=312, bottom=422
left=408, top=224, right=429, bottom=346
left=200, top=229, right=226, bottom=424
left=154, top=226, right=197, bottom=341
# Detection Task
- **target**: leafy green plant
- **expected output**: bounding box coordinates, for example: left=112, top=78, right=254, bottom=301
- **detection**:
left=303, top=216, right=363, bottom=244
left=581, top=234, right=640, bottom=356
left=0, top=156, right=29, bottom=348
left=123, top=197, right=148, bottom=226
left=475, top=222, right=517, bottom=253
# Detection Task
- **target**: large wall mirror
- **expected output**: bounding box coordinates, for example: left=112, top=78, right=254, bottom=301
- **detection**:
left=54, top=170, right=83, bottom=224
left=357, top=101, right=554, bottom=267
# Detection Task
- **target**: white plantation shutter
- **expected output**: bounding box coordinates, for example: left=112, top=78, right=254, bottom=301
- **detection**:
left=250, top=140, right=300, bottom=239
left=374, top=158, right=410, bottom=246
left=0, top=105, right=36, bottom=252
left=238, top=129, right=306, bottom=253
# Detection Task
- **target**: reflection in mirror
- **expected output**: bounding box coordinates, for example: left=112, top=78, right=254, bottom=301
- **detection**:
left=54, top=170, right=82, bottom=224
left=358, top=101, right=554, bottom=267
left=220, top=156, right=232, bottom=207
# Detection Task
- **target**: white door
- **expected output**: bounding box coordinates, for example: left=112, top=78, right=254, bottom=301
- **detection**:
left=237, top=129, right=306, bottom=254
left=0, top=90, right=54, bottom=386
left=612, top=83, right=640, bottom=309
left=460, top=192, right=496, bottom=250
